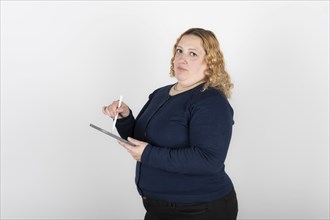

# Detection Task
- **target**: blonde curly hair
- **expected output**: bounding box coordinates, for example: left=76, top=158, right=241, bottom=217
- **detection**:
left=170, top=28, right=233, bottom=98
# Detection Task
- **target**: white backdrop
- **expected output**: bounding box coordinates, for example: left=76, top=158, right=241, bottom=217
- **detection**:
left=1, top=1, right=329, bottom=219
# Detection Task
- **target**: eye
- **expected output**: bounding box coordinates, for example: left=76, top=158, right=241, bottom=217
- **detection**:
left=176, top=48, right=183, bottom=54
left=190, top=52, right=198, bottom=57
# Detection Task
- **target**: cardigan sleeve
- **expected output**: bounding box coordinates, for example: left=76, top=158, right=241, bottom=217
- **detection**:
left=116, top=88, right=160, bottom=140
left=141, top=93, right=234, bottom=175
left=115, top=110, right=135, bottom=140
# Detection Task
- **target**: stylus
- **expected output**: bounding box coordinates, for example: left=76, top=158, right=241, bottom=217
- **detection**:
left=112, top=95, right=123, bottom=132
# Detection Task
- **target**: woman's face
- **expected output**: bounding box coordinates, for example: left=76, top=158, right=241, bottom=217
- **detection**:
left=173, top=34, right=207, bottom=86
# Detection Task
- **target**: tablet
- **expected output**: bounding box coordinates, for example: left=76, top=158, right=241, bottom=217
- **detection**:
left=90, top=123, right=136, bottom=147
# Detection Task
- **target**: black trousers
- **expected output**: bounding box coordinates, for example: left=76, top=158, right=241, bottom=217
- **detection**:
left=142, top=188, right=238, bottom=220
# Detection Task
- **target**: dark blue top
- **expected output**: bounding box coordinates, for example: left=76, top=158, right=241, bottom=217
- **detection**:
left=116, top=83, right=234, bottom=203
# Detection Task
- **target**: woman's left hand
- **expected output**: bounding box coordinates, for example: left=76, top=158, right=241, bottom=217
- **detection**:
left=118, top=137, right=148, bottom=161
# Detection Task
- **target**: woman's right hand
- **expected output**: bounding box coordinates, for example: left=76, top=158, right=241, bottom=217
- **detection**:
left=102, top=100, right=130, bottom=119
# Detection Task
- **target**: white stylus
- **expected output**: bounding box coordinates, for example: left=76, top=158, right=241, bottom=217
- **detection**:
left=112, top=95, right=123, bottom=133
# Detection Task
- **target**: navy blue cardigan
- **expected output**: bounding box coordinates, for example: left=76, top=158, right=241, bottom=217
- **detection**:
left=116, top=83, right=234, bottom=203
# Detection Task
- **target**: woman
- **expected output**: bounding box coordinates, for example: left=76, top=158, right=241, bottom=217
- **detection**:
left=103, top=28, right=238, bottom=220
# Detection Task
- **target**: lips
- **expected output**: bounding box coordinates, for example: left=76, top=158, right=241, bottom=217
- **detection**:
left=177, top=66, right=188, bottom=71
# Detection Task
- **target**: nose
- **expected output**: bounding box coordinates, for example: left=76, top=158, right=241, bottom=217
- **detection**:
left=177, top=53, right=188, bottom=64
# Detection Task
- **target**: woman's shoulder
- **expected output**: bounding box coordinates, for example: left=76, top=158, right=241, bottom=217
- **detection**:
left=150, top=84, right=174, bottom=95
left=156, top=84, right=174, bottom=92
left=193, top=86, right=228, bottom=103
left=147, top=84, right=174, bottom=99
left=189, top=87, right=234, bottom=118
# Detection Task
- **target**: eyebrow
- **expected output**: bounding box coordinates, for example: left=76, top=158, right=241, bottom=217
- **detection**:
left=176, top=45, right=201, bottom=53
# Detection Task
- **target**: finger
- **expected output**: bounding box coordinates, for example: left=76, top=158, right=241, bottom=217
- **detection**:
left=103, top=101, right=128, bottom=118
left=113, top=100, right=122, bottom=108
left=109, top=101, right=117, bottom=114
left=113, top=101, right=125, bottom=115
left=102, top=106, right=111, bottom=116
left=102, top=105, right=110, bottom=113
left=116, top=107, right=124, bottom=114
left=118, top=140, right=134, bottom=152
left=108, top=101, right=121, bottom=117
left=102, top=106, right=107, bottom=114
left=104, top=105, right=114, bottom=117
left=127, top=137, right=141, bottom=145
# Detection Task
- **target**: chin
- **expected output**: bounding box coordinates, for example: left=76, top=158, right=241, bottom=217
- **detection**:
left=174, top=76, right=187, bottom=82
left=174, top=72, right=188, bottom=81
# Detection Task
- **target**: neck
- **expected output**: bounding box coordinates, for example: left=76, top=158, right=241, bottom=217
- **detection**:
left=170, top=80, right=205, bottom=96
left=174, top=80, right=205, bottom=91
